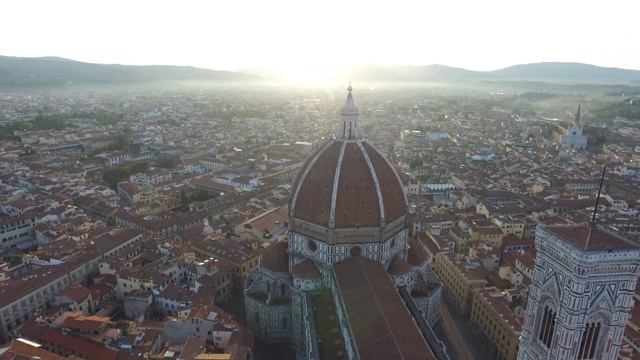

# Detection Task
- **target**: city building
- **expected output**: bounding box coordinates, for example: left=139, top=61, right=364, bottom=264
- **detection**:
left=518, top=223, right=640, bottom=360
left=470, top=287, right=522, bottom=360
left=244, top=85, right=444, bottom=359
left=434, top=251, right=488, bottom=316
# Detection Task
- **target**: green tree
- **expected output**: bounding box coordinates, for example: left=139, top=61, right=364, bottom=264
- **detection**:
left=2, top=255, right=22, bottom=267
left=155, top=155, right=178, bottom=169
left=129, top=161, right=149, bottom=174
left=103, top=167, right=130, bottom=189
left=102, top=161, right=149, bottom=189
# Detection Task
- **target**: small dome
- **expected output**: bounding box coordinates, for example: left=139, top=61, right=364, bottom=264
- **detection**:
left=292, top=260, right=322, bottom=280
left=261, top=241, right=289, bottom=273
left=387, top=256, right=412, bottom=276
left=407, top=238, right=428, bottom=266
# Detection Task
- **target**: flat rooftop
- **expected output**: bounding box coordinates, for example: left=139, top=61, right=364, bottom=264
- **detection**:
left=543, top=223, right=639, bottom=252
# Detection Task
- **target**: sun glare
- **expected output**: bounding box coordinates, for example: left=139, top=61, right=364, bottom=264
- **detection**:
left=278, top=63, right=348, bottom=85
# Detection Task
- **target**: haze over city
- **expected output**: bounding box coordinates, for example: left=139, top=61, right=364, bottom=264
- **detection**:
left=3, top=0, right=640, bottom=81
left=2, top=2, right=640, bottom=360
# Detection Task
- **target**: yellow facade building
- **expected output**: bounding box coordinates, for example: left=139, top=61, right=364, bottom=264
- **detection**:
left=434, top=251, right=488, bottom=316
left=470, top=287, right=523, bottom=360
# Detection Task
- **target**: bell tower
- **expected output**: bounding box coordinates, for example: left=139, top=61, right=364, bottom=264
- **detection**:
left=518, top=223, right=640, bottom=360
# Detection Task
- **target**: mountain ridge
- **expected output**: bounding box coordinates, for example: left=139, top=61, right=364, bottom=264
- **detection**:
left=2, top=55, right=640, bottom=86
left=242, top=62, right=640, bottom=85
left=0, top=56, right=260, bottom=87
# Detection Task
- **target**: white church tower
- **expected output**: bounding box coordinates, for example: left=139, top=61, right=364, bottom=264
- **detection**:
left=560, top=105, right=588, bottom=150
left=518, top=223, right=640, bottom=360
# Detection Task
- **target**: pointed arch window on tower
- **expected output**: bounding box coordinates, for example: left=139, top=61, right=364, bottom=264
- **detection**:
left=538, top=305, right=557, bottom=348
left=578, top=321, right=601, bottom=359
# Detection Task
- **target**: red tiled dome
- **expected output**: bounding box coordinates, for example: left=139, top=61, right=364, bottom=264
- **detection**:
left=290, top=139, right=407, bottom=229
left=387, top=256, right=412, bottom=276
left=292, top=260, right=322, bottom=280
left=261, top=241, right=289, bottom=273
left=407, top=238, right=428, bottom=266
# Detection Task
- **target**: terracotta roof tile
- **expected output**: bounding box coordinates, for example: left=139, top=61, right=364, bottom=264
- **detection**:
left=56, top=285, right=91, bottom=303
left=333, top=257, right=436, bottom=360
left=406, top=238, right=427, bottom=266
left=39, top=329, right=118, bottom=360
left=334, top=143, right=380, bottom=227
left=260, top=241, right=288, bottom=273
left=292, top=260, right=321, bottom=280
left=387, top=256, right=412, bottom=276
left=544, top=223, right=639, bottom=251
left=6, top=339, right=64, bottom=360
left=362, top=142, right=406, bottom=223
left=291, top=140, right=407, bottom=229
left=292, top=141, right=341, bottom=226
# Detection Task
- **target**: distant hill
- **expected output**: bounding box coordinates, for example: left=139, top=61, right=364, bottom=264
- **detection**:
left=243, top=62, right=640, bottom=85
left=488, top=62, right=640, bottom=84
left=341, top=62, right=640, bottom=85
left=390, top=64, right=484, bottom=81
left=0, top=56, right=260, bottom=87
left=3, top=56, right=640, bottom=87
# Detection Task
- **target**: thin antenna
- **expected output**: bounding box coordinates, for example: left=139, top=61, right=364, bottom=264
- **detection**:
left=585, top=166, right=606, bottom=250
left=591, top=166, right=606, bottom=223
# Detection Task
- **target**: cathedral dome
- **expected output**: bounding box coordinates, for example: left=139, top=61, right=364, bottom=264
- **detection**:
left=289, top=86, right=406, bottom=241
left=261, top=241, right=289, bottom=273
left=290, top=139, right=406, bottom=229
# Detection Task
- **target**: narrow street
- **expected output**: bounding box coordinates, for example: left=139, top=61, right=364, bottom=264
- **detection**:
left=435, top=295, right=491, bottom=360
left=438, top=299, right=476, bottom=360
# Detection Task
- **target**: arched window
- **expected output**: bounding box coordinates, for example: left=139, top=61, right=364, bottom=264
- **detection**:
left=307, top=240, right=317, bottom=253
left=350, top=246, right=362, bottom=257
left=578, top=321, right=602, bottom=359
left=538, top=304, right=557, bottom=348
left=280, top=283, right=286, bottom=296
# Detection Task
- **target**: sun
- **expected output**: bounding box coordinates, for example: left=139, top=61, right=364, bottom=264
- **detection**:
left=277, top=63, right=347, bottom=85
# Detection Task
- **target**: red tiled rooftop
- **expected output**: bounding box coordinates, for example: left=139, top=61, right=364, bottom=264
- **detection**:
left=334, top=257, right=436, bottom=360
left=387, top=256, right=412, bottom=276
left=260, top=241, right=289, bottom=273
left=501, top=234, right=534, bottom=248
left=475, top=288, right=523, bottom=333
left=56, top=285, right=91, bottom=303
left=292, top=260, right=321, bottom=280
left=544, top=223, right=639, bottom=252
left=0, top=249, right=101, bottom=307
left=407, top=238, right=428, bottom=266
left=40, top=328, right=118, bottom=360
left=5, top=339, right=64, bottom=360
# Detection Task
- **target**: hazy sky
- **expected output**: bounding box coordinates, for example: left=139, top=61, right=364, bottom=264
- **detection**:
left=3, top=0, right=639, bottom=78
